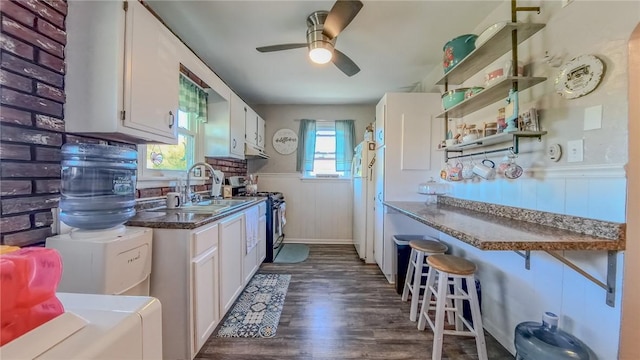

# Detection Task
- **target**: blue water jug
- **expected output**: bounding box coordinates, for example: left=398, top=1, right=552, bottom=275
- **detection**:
left=515, top=312, right=596, bottom=360
left=60, top=144, right=137, bottom=230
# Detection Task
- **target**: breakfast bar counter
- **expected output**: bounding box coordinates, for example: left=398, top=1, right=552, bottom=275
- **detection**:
left=383, top=197, right=625, bottom=251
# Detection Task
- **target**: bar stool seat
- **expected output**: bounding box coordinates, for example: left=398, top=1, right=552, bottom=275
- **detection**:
left=401, top=239, right=448, bottom=322
left=410, top=240, right=448, bottom=254
left=418, top=254, right=487, bottom=360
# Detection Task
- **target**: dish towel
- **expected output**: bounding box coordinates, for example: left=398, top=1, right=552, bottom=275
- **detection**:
left=278, top=203, right=286, bottom=235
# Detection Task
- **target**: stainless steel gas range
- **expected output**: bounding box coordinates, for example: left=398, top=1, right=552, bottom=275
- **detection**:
left=240, top=191, right=285, bottom=262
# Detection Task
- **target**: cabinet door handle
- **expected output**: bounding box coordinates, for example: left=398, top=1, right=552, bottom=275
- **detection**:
left=378, top=131, right=383, bottom=141
left=168, top=111, right=175, bottom=129
left=232, top=139, right=237, bottom=149
left=377, top=192, right=382, bottom=202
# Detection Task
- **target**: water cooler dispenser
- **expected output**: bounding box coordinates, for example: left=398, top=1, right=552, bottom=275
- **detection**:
left=514, top=312, right=596, bottom=360
left=46, top=144, right=152, bottom=296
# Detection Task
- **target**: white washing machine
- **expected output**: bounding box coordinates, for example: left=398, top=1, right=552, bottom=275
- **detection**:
left=46, top=226, right=152, bottom=296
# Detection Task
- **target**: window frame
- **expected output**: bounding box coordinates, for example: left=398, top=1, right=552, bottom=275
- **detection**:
left=303, top=120, right=351, bottom=179
left=137, top=76, right=207, bottom=189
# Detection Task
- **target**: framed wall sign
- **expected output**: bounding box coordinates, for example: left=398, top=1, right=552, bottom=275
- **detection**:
left=272, top=128, right=298, bottom=155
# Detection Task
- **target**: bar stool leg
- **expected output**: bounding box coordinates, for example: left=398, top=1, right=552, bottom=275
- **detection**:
left=453, top=277, right=464, bottom=331
left=468, top=275, right=488, bottom=360
left=417, top=261, right=436, bottom=331
left=431, top=269, right=448, bottom=360
left=401, top=249, right=416, bottom=302
left=409, top=250, right=425, bottom=321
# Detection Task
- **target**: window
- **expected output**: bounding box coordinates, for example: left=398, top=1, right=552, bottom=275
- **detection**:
left=310, top=122, right=343, bottom=177
left=144, top=110, right=196, bottom=172
left=138, top=74, right=207, bottom=181
left=297, top=119, right=355, bottom=178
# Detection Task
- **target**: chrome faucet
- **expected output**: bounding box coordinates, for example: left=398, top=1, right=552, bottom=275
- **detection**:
left=186, top=162, right=221, bottom=201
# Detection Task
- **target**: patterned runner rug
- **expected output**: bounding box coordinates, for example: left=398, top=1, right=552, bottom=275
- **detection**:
left=216, top=273, right=291, bottom=338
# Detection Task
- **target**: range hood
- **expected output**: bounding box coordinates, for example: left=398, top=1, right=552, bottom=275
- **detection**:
left=244, top=144, right=270, bottom=159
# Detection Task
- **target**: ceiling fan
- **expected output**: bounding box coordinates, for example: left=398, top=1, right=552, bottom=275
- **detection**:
left=256, top=0, right=363, bottom=77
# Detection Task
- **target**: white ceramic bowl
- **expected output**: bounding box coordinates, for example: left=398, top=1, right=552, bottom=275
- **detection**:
left=475, top=22, right=507, bottom=48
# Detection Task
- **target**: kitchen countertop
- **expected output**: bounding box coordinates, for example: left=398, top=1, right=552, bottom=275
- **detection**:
left=126, top=197, right=266, bottom=230
left=383, top=198, right=625, bottom=251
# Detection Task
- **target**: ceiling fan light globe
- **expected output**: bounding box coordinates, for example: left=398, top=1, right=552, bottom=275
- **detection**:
left=309, top=47, right=333, bottom=64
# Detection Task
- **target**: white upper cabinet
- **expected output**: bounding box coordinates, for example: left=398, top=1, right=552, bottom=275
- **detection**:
left=257, top=115, right=266, bottom=150
left=230, top=93, right=247, bottom=158
left=125, top=0, right=179, bottom=140
left=245, top=105, right=267, bottom=151
left=65, top=0, right=179, bottom=144
left=245, top=106, right=258, bottom=147
left=205, top=91, right=246, bottom=159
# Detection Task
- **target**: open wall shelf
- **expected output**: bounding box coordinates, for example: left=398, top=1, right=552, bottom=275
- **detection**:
left=436, top=76, right=546, bottom=119
left=436, top=22, right=546, bottom=86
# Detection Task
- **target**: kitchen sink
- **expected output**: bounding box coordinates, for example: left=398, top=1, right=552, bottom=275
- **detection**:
left=146, top=198, right=253, bottom=215
left=195, top=199, right=249, bottom=207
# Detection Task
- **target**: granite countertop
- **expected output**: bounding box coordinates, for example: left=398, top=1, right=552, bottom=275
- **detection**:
left=383, top=198, right=625, bottom=251
left=126, top=197, right=267, bottom=230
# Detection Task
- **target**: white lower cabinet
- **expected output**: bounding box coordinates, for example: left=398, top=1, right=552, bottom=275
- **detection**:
left=151, top=222, right=219, bottom=360
left=192, top=245, right=218, bottom=353
left=243, top=205, right=259, bottom=285
left=219, top=212, right=245, bottom=316
left=150, top=202, right=267, bottom=359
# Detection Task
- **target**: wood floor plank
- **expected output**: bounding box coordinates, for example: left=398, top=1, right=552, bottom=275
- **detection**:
left=196, top=244, right=513, bottom=360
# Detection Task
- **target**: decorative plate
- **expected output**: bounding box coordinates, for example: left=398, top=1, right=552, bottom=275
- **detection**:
left=555, top=55, right=604, bottom=99
left=272, top=129, right=298, bottom=155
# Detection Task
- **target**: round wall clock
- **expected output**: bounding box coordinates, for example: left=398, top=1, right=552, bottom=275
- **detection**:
left=272, top=128, right=298, bottom=155
left=555, top=54, right=604, bottom=99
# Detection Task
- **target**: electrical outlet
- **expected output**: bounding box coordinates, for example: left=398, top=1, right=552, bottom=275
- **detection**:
left=567, top=139, right=584, bottom=162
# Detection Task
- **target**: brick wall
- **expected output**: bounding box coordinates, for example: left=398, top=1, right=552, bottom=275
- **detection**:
left=206, top=157, right=247, bottom=178
left=1, top=0, right=68, bottom=247
left=135, top=157, right=247, bottom=199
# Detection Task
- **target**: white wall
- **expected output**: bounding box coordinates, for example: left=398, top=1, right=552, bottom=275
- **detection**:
left=248, top=104, right=375, bottom=174
left=413, top=1, right=639, bottom=358
left=256, top=173, right=353, bottom=244
left=247, top=104, right=375, bottom=242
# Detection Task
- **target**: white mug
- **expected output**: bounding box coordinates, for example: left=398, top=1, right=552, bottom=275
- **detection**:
left=166, top=192, right=181, bottom=208
left=472, top=159, right=496, bottom=180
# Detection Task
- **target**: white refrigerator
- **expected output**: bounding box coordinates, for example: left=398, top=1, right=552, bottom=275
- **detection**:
left=352, top=140, right=376, bottom=263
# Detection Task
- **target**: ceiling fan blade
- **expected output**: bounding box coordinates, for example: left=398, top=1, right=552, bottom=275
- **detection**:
left=322, top=0, right=363, bottom=40
left=256, top=43, right=307, bottom=53
left=332, top=49, right=360, bottom=77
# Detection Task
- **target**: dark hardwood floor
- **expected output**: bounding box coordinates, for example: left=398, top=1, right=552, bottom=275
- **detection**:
left=196, top=244, right=513, bottom=360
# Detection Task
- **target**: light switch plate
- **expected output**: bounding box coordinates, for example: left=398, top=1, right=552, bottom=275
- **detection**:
left=567, top=139, right=584, bottom=162
left=584, top=105, right=602, bottom=131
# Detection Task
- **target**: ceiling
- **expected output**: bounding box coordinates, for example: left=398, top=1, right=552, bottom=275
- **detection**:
left=146, top=1, right=502, bottom=106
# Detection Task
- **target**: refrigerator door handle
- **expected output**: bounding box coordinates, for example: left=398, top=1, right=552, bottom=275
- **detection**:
left=368, top=154, right=375, bottom=181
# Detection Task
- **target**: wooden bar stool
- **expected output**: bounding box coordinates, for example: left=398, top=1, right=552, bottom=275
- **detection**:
left=401, top=239, right=448, bottom=322
left=417, top=254, right=487, bottom=360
